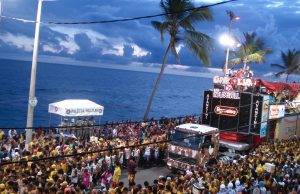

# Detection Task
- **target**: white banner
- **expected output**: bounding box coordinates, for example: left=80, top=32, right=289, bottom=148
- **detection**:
left=48, top=99, right=104, bottom=117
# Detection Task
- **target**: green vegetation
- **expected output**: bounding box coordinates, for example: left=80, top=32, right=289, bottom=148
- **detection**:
left=229, top=32, right=272, bottom=70
left=144, top=0, right=213, bottom=120
left=271, top=49, right=300, bottom=82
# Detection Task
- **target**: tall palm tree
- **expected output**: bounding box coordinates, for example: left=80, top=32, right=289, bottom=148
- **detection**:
left=229, top=32, right=271, bottom=70
left=271, top=49, right=300, bottom=82
left=143, top=0, right=213, bottom=121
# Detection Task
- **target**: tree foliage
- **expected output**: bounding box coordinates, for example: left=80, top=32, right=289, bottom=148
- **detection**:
left=271, top=49, right=300, bottom=82
left=229, top=32, right=272, bottom=70
left=144, top=0, right=213, bottom=120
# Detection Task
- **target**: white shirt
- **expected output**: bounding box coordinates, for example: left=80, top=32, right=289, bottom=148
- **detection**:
left=8, top=129, right=17, bottom=138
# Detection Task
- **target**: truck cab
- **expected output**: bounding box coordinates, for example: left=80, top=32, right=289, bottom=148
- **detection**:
left=166, top=123, right=219, bottom=171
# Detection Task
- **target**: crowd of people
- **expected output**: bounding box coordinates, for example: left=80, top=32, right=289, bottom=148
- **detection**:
left=0, top=115, right=299, bottom=193
left=0, top=116, right=197, bottom=193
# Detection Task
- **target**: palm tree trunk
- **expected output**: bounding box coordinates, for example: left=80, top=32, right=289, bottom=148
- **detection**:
left=286, top=74, right=289, bottom=83
left=143, top=42, right=172, bottom=121
left=243, top=62, right=247, bottom=70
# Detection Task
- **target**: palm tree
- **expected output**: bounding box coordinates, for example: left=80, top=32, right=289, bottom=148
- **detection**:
left=271, top=49, right=300, bottom=82
left=229, top=32, right=271, bottom=70
left=143, top=0, right=213, bottom=121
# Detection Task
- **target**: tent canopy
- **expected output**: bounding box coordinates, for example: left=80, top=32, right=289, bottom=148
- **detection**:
left=48, top=99, right=104, bottom=117
left=256, top=79, right=300, bottom=97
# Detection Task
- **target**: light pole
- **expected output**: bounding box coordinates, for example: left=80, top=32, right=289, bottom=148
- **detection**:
left=223, top=10, right=239, bottom=76
left=25, top=0, right=43, bottom=146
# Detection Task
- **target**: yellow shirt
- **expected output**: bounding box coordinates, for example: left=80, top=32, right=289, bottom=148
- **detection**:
left=0, top=130, right=4, bottom=139
left=108, top=187, right=116, bottom=194
left=112, top=166, right=121, bottom=182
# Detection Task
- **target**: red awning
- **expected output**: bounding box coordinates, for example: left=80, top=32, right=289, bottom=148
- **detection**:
left=256, top=79, right=300, bottom=96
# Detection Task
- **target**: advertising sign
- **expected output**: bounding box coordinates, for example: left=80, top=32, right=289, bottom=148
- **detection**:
left=251, top=95, right=263, bottom=134
left=275, top=115, right=298, bottom=140
left=214, top=105, right=239, bottom=117
left=213, top=76, right=256, bottom=87
left=202, top=91, right=212, bottom=125
left=168, top=144, right=199, bottom=158
left=213, top=88, right=240, bottom=99
left=269, top=104, right=285, bottom=119
left=260, top=95, right=270, bottom=137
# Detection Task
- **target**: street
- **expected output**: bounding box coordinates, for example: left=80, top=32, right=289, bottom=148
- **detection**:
left=120, top=165, right=172, bottom=186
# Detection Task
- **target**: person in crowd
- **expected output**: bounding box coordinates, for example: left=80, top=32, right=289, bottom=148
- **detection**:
left=112, top=161, right=121, bottom=188
left=143, top=145, right=151, bottom=166
left=127, top=156, right=137, bottom=184
left=0, top=116, right=299, bottom=193
left=8, top=128, right=17, bottom=139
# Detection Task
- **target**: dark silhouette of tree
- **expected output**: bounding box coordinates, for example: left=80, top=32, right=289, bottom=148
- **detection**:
left=271, top=49, right=300, bottom=82
left=144, top=0, right=213, bottom=120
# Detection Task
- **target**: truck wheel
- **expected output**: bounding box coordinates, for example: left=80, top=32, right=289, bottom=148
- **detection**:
left=170, top=168, right=177, bottom=174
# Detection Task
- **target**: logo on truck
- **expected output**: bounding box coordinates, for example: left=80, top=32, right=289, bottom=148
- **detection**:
left=214, top=105, right=238, bottom=117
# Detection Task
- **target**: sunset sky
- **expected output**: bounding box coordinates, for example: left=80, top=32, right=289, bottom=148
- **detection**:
left=0, top=0, right=300, bottom=76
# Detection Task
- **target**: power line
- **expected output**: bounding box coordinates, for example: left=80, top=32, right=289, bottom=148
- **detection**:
left=0, top=0, right=236, bottom=25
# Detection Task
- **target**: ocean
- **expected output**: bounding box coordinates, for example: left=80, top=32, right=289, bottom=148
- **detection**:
left=0, top=59, right=212, bottom=128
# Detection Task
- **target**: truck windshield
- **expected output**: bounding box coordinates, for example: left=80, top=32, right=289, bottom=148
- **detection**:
left=170, top=130, right=202, bottom=150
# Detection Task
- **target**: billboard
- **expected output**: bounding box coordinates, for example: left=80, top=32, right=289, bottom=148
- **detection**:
left=269, top=104, right=285, bottom=119
left=202, top=90, right=264, bottom=134
left=260, top=95, right=270, bottom=137
left=202, top=90, right=213, bottom=125
left=275, top=115, right=299, bottom=140
left=213, top=88, right=240, bottom=99
left=250, top=95, right=263, bottom=134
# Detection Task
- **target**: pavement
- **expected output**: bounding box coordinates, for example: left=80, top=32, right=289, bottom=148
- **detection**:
left=120, top=165, right=172, bottom=186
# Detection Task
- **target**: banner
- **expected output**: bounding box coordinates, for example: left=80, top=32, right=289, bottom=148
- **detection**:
left=250, top=95, right=263, bottom=134
left=214, top=105, right=239, bottom=117
left=275, top=115, right=298, bottom=140
left=202, top=91, right=212, bottom=125
left=213, top=88, right=240, bottom=99
left=260, top=95, right=270, bottom=137
left=269, top=104, right=285, bottom=119
left=213, top=76, right=256, bottom=87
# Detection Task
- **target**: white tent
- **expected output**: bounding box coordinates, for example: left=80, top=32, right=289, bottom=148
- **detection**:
left=48, top=99, right=104, bottom=117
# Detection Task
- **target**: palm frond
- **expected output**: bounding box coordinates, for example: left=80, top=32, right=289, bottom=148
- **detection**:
left=275, top=71, right=286, bottom=77
left=182, top=7, right=212, bottom=24
left=151, top=21, right=169, bottom=43
left=184, top=32, right=210, bottom=66
left=185, top=30, right=213, bottom=49
left=246, top=53, right=264, bottom=64
left=229, top=58, right=242, bottom=66
left=178, top=19, right=195, bottom=31
left=271, top=63, right=285, bottom=69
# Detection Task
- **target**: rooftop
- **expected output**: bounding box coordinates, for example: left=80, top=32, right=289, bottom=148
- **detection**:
left=175, top=123, right=218, bottom=134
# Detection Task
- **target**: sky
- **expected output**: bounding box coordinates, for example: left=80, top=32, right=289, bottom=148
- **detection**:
left=0, top=0, right=300, bottom=78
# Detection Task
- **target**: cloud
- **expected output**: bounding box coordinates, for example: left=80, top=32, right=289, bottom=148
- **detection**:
left=167, top=64, right=191, bottom=70
left=49, top=25, right=151, bottom=58
left=43, top=44, right=61, bottom=54
left=175, top=43, right=184, bottom=54
left=56, top=37, right=80, bottom=55
left=0, top=32, right=33, bottom=52
left=131, top=44, right=151, bottom=57
left=1, top=0, right=300, bottom=75
left=266, top=1, right=284, bottom=8
left=50, top=26, right=106, bottom=44
left=102, top=44, right=124, bottom=56
left=194, top=0, right=223, bottom=3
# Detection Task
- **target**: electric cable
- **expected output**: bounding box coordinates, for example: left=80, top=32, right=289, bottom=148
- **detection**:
left=0, top=0, right=236, bottom=25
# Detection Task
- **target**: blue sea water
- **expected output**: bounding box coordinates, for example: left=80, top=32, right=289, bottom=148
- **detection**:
left=0, top=59, right=212, bottom=128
